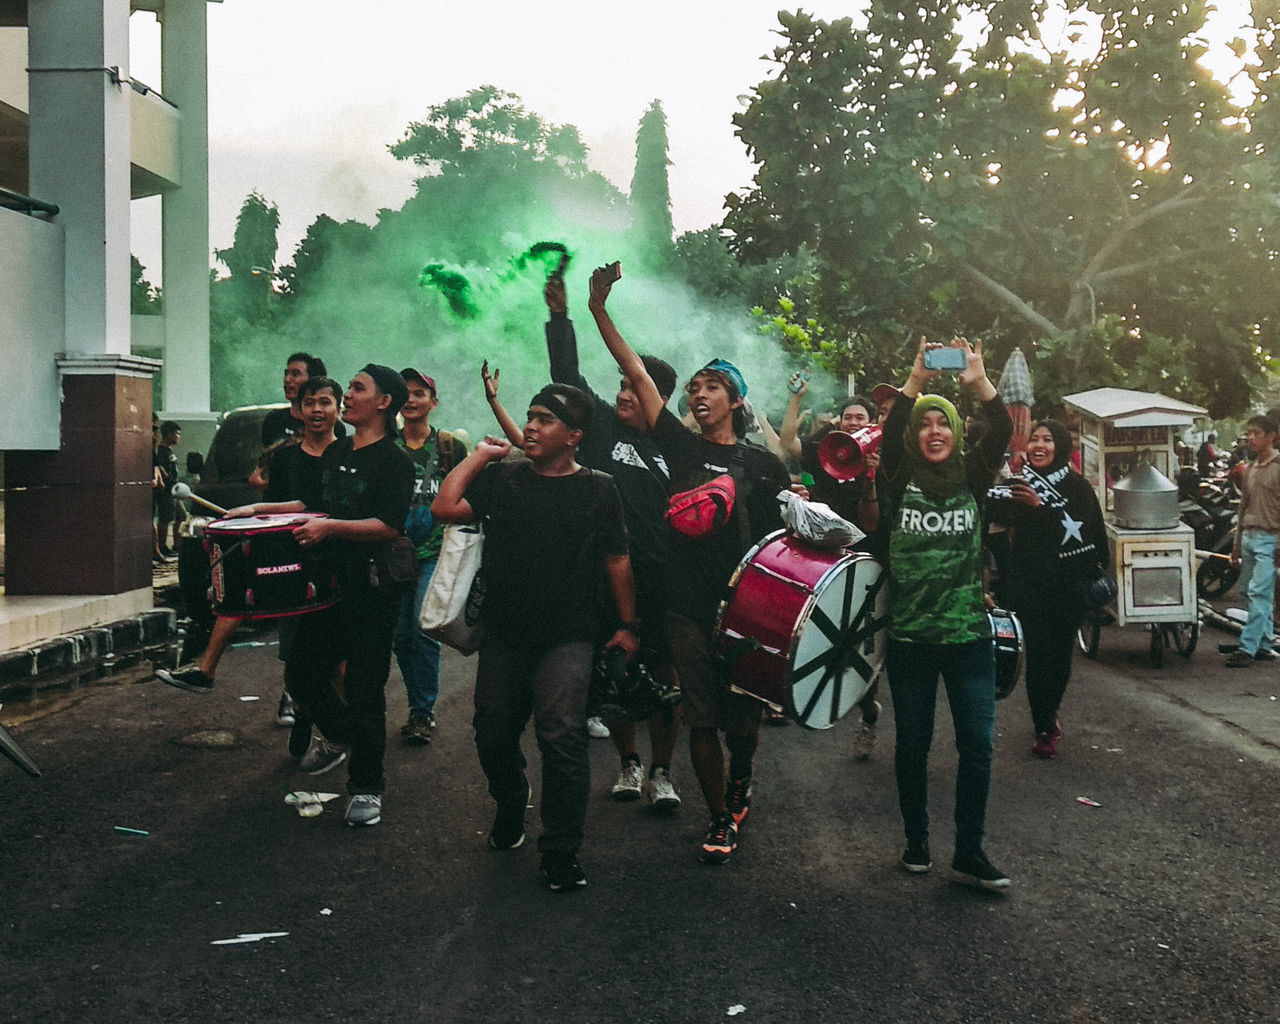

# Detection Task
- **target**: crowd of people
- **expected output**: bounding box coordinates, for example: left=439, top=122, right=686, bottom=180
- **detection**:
left=160, top=267, right=1254, bottom=896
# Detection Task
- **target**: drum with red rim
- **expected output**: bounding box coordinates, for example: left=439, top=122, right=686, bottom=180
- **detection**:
left=714, top=529, right=888, bottom=729
left=205, top=512, right=339, bottom=619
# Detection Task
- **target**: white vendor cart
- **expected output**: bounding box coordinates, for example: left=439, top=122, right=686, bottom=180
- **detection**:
left=1062, top=388, right=1208, bottom=667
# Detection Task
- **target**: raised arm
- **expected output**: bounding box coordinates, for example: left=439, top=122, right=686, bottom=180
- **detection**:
left=481, top=359, right=525, bottom=448
left=778, top=373, right=809, bottom=460
left=544, top=276, right=588, bottom=390
left=432, top=436, right=512, bottom=524
left=586, top=267, right=664, bottom=428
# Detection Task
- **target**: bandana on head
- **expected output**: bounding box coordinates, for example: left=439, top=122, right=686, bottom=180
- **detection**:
left=904, top=394, right=966, bottom=499
left=698, top=358, right=748, bottom=399
left=530, top=384, right=589, bottom=432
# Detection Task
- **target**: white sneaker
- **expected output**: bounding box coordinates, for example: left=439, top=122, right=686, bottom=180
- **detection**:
left=853, top=701, right=880, bottom=762
left=587, top=716, right=610, bottom=739
left=344, top=793, right=382, bottom=827
left=611, top=758, right=644, bottom=801
left=646, top=766, right=681, bottom=811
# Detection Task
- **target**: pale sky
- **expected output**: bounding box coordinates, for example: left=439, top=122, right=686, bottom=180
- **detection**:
left=130, top=0, right=842, bottom=281
left=128, top=0, right=1255, bottom=283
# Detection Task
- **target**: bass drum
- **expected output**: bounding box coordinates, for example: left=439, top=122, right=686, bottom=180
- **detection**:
left=205, top=512, right=339, bottom=620
left=989, top=608, right=1025, bottom=700
left=714, top=530, right=888, bottom=729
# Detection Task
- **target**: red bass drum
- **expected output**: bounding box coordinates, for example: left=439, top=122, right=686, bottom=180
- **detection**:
left=714, top=529, right=888, bottom=729
left=205, top=512, right=339, bottom=619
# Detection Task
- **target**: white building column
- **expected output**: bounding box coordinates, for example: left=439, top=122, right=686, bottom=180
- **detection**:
left=26, top=0, right=132, bottom=357
left=158, top=0, right=211, bottom=412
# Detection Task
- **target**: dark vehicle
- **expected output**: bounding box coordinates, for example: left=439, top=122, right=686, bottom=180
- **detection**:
left=1177, top=466, right=1240, bottom=599
left=176, top=405, right=285, bottom=658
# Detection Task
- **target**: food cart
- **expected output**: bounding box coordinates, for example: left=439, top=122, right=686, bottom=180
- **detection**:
left=1062, top=388, right=1208, bottom=666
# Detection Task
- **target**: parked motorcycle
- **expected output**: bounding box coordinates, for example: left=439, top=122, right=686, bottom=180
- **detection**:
left=1178, top=468, right=1239, bottom=598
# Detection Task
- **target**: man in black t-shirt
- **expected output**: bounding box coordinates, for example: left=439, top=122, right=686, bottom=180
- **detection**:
left=588, top=271, right=790, bottom=867
left=201, top=364, right=413, bottom=828
left=433, top=382, right=638, bottom=893
left=543, top=275, right=684, bottom=810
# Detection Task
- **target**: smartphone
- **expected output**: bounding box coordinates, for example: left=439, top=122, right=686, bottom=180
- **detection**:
left=597, top=261, right=622, bottom=284
left=923, top=346, right=967, bottom=372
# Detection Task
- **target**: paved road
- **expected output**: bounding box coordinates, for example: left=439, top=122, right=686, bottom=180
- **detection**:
left=2, top=616, right=1278, bottom=1024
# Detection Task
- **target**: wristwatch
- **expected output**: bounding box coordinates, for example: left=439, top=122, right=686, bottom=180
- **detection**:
left=618, top=621, right=641, bottom=635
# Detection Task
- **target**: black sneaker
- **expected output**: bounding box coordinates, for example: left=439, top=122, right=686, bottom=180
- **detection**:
left=698, top=813, right=738, bottom=864
left=900, top=839, right=932, bottom=874
left=288, top=714, right=313, bottom=759
left=156, top=666, right=214, bottom=694
left=725, top=776, right=753, bottom=827
left=488, top=780, right=532, bottom=851
left=541, top=851, right=587, bottom=892
left=951, top=851, right=1011, bottom=892
left=403, top=716, right=433, bottom=745
left=1255, top=648, right=1277, bottom=661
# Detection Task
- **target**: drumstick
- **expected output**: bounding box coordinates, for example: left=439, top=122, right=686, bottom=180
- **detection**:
left=171, top=482, right=229, bottom=517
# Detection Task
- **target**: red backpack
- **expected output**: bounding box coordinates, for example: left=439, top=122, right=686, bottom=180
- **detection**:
left=664, top=474, right=736, bottom=539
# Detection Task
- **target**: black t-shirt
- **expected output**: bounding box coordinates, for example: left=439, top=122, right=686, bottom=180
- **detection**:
left=651, top=407, right=790, bottom=629
left=314, top=435, right=414, bottom=594
left=464, top=462, right=629, bottom=647
left=545, top=313, right=671, bottom=574
left=264, top=442, right=327, bottom=507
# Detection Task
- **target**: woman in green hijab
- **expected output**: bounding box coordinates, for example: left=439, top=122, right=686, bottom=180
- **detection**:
left=878, top=336, right=1013, bottom=892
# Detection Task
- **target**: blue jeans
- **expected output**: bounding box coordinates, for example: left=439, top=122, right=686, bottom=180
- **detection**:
left=473, top=640, right=592, bottom=854
left=393, top=557, right=442, bottom=719
left=1238, top=530, right=1277, bottom=656
left=886, top=638, right=996, bottom=858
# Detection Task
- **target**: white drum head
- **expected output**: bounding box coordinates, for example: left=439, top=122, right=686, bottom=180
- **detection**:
left=788, top=554, right=888, bottom=729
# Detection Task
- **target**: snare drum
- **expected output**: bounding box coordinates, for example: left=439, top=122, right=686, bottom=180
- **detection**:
left=988, top=608, right=1024, bottom=700
left=205, top=513, right=339, bottom=619
left=714, top=530, right=888, bottom=729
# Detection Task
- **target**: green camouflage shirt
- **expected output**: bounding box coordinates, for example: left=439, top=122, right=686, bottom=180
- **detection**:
left=888, top=481, right=990, bottom=644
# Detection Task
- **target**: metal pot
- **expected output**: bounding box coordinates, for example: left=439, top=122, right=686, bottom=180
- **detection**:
left=1112, top=461, right=1180, bottom=530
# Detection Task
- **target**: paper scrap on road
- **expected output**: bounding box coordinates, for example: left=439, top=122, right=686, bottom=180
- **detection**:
left=284, top=791, right=340, bottom=817
left=239, top=695, right=260, bottom=702
left=211, top=932, right=289, bottom=945
left=320, top=908, right=332, bottom=916
left=1076, top=796, right=1102, bottom=807
left=113, top=826, right=149, bottom=837
left=727, top=1006, right=746, bottom=1017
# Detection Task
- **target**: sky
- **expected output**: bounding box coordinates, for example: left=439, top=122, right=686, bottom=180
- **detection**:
left=129, top=0, right=844, bottom=282
left=128, top=0, right=1256, bottom=285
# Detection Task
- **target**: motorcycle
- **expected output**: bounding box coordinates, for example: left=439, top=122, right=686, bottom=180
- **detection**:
left=1178, top=468, right=1239, bottom=598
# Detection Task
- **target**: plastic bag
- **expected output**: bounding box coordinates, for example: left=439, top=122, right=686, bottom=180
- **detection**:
left=777, top=489, right=864, bottom=549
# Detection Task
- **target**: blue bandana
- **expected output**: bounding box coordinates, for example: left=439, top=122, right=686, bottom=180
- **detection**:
left=700, top=358, right=748, bottom=399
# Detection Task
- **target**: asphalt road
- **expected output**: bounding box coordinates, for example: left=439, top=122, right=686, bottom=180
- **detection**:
left=2, top=618, right=1278, bottom=1024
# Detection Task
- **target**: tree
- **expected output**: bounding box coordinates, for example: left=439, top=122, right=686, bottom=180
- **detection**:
left=277, top=214, right=375, bottom=300
left=726, top=3, right=1280, bottom=416
left=131, top=255, right=160, bottom=313
left=630, top=100, right=675, bottom=265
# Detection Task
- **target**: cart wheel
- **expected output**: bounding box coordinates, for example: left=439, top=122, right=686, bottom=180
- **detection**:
left=1196, top=558, right=1238, bottom=599
left=1169, top=620, right=1199, bottom=658
left=1077, top=616, right=1100, bottom=659
left=1149, top=624, right=1164, bottom=668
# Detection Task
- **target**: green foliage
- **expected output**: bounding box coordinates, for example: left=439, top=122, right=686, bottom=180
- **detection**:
left=725, top=2, right=1280, bottom=416
left=629, top=100, right=675, bottom=266
left=131, top=255, right=160, bottom=314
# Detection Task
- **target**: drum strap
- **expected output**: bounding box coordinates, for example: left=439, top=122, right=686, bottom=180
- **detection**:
left=725, top=444, right=753, bottom=555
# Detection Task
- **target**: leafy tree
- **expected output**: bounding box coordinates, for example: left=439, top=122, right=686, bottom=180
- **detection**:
left=726, top=3, right=1280, bottom=416
left=277, top=214, right=375, bottom=299
left=630, top=100, right=675, bottom=265
left=131, top=255, right=160, bottom=313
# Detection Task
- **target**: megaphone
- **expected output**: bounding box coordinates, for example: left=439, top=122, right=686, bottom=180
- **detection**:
left=817, top=425, right=883, bottom=481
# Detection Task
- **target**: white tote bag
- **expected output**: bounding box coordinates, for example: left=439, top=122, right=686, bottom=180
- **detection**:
left=418, top=523, right=485, bottom=655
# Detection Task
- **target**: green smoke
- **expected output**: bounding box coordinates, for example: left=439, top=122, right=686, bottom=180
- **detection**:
left=419, top=263, right=478, bottom=319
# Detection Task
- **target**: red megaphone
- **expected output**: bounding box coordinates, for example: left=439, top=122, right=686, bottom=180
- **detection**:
left=817, top=425, right=883, bottom=481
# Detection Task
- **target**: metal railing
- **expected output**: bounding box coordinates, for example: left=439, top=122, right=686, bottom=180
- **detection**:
left=0, top=186, right=58, bottom=217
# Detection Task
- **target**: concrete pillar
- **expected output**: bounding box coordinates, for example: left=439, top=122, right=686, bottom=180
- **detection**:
left=9, top=1, right=157, bottom=596
left=158, top=0, right=211, bottom=413
left=26, top=0, right=132, bottom=357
